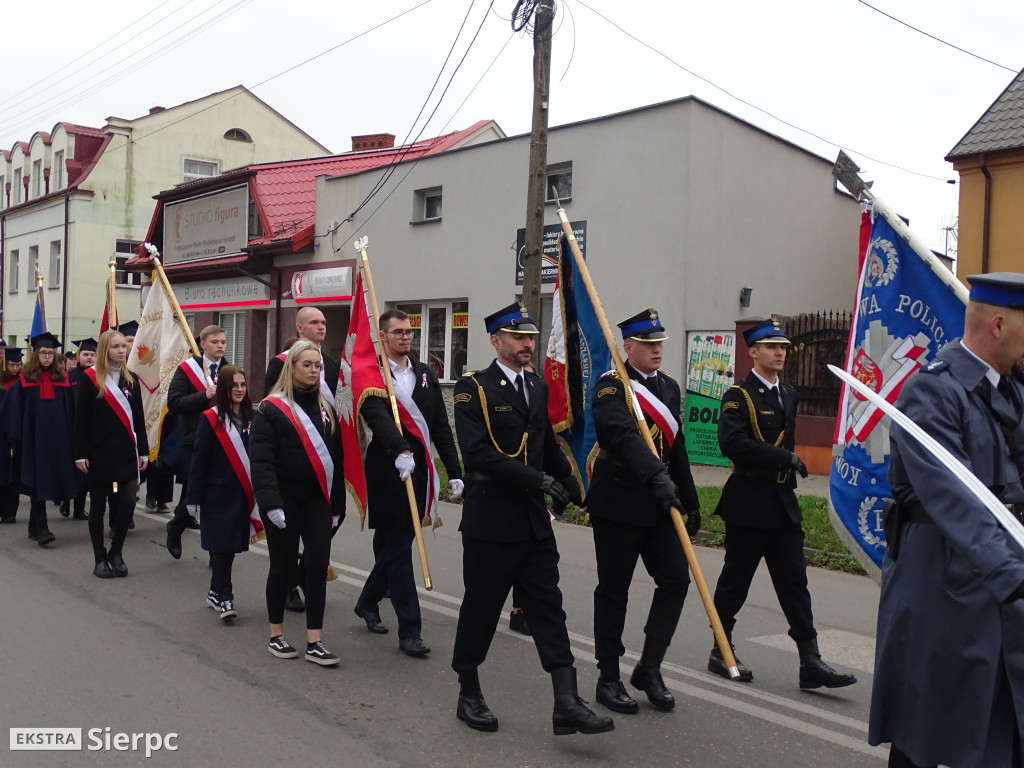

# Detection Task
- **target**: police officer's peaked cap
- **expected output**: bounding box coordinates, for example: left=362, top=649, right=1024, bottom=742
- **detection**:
left=618, top=308, right=667, bottom=342
left=72, top=338, right=98, bottom=352
left=3, top=347, right=24, bottom=363
left=743, top=319, right=791, bottom=346
left=116, top=320, right=139, bottom=337
left=966, top=272, right=1024, bottom=309
left=485, top=303, right=539, bottom=335
left=30, top=332, right=62, bottom=350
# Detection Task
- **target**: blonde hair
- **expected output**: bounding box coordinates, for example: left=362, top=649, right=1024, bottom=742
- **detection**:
left=265, top=339, right=335, bottom=436
left=94, top=330, right=134, bottom=397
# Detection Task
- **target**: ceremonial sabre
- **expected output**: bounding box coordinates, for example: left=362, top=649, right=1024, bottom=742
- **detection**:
left=553, top=195, right=742, bottom=680
left=827, top=364, right=1024, bottom=550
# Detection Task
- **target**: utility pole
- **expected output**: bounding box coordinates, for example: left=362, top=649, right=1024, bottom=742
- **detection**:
left=521, top=1, right=553, bottom=362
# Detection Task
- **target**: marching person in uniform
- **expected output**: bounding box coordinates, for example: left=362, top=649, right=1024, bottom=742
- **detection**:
left=264, top=307, right=340, bottom=613
left=251, top=341, right=345, bottom=666
left=588, top=308, right=700, bottom=714
left=870, top=273, right=1024, bottom=768
left=0, top=347, right=24, bottom=524
left=0, top=333, right=77, bottom=546
left=73, top=330, right=148, bottom=578
left=451, top=302, right=612, bottom=736
left=353, top=309, right=463, bottom=657
left=165, top=325, right=228, bottom=559
left=708, top=319, right=855, bottom=689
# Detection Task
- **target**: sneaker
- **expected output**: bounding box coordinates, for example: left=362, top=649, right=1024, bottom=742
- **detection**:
left=305, top=641, right=340, bottom=666
left=218, top=600, right=237, bottom=621
left=268, top=635, right=299, bottom=659
left=206, top=590, right=221, bottom=610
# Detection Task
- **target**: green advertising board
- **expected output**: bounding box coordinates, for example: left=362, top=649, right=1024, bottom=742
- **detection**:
left=684, top=331, right=735, bottom=466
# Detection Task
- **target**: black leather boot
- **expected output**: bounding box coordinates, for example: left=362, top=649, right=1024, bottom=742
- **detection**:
left=707, top=630, right=753, bottom=682
left=456, top=670, right=498, bottom=732
left=551, top=667, right=615, bottom=735
left=796, top=637, right=857, bottom=689
left=630, top=638, right=675, bottom=710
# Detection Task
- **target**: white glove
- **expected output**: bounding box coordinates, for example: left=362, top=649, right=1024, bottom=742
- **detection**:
left=186, top=504, right=200, bottom=518
left=331, top=515, right=340, bottom=529
left=449, top=479, right=464, bottom=499
left=267, top=508, right=286, bottom=529
left=395, top=453, right=416, bottom=481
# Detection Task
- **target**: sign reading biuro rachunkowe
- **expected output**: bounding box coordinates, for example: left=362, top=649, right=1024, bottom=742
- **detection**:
left=164, top=185, right=249, bottom=265
left=683, top=331, right=736, bottom=467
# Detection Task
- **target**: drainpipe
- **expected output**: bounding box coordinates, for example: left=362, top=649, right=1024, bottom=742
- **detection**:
left=272, top=263, right=283, bottom=354
left=61, top=194, right=70, bottom=344
left=980, top=153, right=992, bottom=274
left=0, top=214, right=5, bottom=342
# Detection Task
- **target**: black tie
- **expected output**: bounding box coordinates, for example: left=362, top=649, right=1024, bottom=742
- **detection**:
left=768, top=386, right=782, bottom=409
left=647, top=374, right=661, bottom=398
left=209, top=362, right=218, bottom=383
left=515, top=373, right=528, bottom=408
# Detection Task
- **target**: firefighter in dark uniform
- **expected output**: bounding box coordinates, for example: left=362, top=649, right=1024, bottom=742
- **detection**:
left=451, top=302, right=613, bottom=737
left=708, top=319, right=856, bottom=689
left=588, top=308, right=700, bottom=715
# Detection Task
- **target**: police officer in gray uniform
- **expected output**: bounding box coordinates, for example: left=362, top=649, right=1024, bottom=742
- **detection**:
left=870, top=273, right=1024, bottom=768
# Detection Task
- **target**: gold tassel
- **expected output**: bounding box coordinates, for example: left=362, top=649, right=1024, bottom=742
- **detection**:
left=326, top=564, right=338, bottom=582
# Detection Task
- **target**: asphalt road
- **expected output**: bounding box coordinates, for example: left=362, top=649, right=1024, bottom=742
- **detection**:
left=0, top=494, right=883, bottom=767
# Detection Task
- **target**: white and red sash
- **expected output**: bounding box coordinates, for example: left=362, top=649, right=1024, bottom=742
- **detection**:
left=264, top=393, right=334, bottom=503
left=85, top=367, right=140, bottom=479
left=392, top=385, right=440, bottom=523
left=202, top=407, right=262, bottom=539
left=180, top=357, right=212, bottom=391
left=275, top=349, right=334, bottom=402
left=602, top=370, right=680, bottom=447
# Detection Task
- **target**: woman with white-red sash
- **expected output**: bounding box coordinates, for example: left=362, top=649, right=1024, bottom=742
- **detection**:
left=251, top=340, right=345, bottom=666
left=73, top=330, right=148, bottom=578
left=186, top=366, right=259, bottom=621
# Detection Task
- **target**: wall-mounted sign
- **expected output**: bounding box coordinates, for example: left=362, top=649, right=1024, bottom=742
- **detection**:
left=291, top=266, right=352, bottom=302
left=178, top=277, right=270, bottom=309
left=683, top=331, right=736, bottom=467
left=514, top=220, right=586, bottom=285
left=164, top=186, right=249, bottom=265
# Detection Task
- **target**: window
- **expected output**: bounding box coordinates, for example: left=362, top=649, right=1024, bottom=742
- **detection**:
left=32, top=160, right=41, bottom=198
left=53, top=151, right=64, bottom=190
left=114, top=239, right=143, bottom=287
left=8, top=250, right=18, bottom=293
left=393, top=300, right=468, bottom=381
left=0, top=175, right=4, bottom=209
left=412, top=186, right=442, bottom=223
left=28, top=246, right=39, bottom=290
left=219, top=312, right=246, bottom=367
left=223, top=128, right=252, bottom=142
left=546, top=162, right=572, bottom=203
left=13, top=169, right=21, bottom=204
left=248, top=196, right=264, bottom=239
left=183, top=313, right=197, bottom=337
left=49, top=241, right=62, bottom=287
left=183, top=158, right=219, bottom=182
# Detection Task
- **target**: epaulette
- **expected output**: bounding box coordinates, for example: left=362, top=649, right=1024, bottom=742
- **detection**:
left=462, top=370, right=478, bottom=377
left=599, top=369, right=621, bottom=380
left=661, top=372, right=674, bottom=381
left=921, top=359, right=949, bottom=374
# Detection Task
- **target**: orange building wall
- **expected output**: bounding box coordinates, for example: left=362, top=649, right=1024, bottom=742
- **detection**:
left=954, top=151, right=1024, bottom=278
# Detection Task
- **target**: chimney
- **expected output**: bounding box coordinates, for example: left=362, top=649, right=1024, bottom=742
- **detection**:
left=351, top=133, right=396, bottom=152
left=149, top=106, right=166, bottom=115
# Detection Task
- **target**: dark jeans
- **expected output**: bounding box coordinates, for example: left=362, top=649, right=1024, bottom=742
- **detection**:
left=358, top=528, right=420, bottom=640
left=260, top=497, right=332, bottom=630
left=88, top=480, right=137, bottom=563
left=209, top=552, right=235, bottom=600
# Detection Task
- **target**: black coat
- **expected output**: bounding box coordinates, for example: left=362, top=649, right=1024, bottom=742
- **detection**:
left=186, top=411, right=253, bottom=554
left=715, top=372, right=801, bottom=528
left=361, top=358, right=462, bottom=530
left=73, top=370, right=148, bottom=483
left=587, top=362, right=699, bottom=526
left=264, top=350, right=340, bottom=399
left=167, top=356, right=227, bottom=452
left=250, top=385, right=346, bottom=520
left=453, top=360, right=572, bottom=543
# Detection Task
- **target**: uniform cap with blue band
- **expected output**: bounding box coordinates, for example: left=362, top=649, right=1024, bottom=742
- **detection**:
left=484, top=302, right=539, bottom=334
left=618, top=308, right=668, bottom=342
left=742, top=319, right=791, bottom=345
left=967, top=273, right=1024, bottom=309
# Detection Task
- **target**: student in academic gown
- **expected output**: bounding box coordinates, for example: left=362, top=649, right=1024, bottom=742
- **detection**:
left=0, top=347, right=24, bottom=524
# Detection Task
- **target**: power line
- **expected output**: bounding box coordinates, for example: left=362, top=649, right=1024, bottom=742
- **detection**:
left=573, top=0, right=951, bottom=183
left=855, top=0, right=1017, bottom=73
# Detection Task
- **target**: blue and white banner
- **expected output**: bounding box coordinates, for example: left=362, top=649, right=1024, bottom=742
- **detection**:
left=829, top=209, right=965, bottom=581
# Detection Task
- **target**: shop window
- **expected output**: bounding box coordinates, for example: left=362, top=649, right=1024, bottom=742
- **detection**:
left=546, top=162, right=572, bottom=203
left=114, top=239, right=143, bottom=287
left=219, top=312, right=246, bottom=367
left=393, top=300, right=468, bottom=381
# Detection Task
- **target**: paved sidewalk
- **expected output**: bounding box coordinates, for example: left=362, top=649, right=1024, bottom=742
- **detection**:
left=690, top=462, right=830, bottom=497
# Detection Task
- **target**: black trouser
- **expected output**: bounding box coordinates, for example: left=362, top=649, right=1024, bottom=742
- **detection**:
left=358, top=528, right=420, bottom=640
left=0, top=485, right=19, bottom=519
left=146, top=465, right=174, bottom=505
left=713, top=522, right=815, bottom=641
left=88, top=480, right=137, bottom=563
left=592, top=513, right=689, bottom=676
left=209, top=552, right=236, bottom=601
left=260, top=496, right=332, bottom=629
left=27, top=498, right=50, bottom=538
left=452, top=536, right=574, bottom=675
left=170, top=477, right=191, bottom=530
left=73, top=489, right=88, bottom=516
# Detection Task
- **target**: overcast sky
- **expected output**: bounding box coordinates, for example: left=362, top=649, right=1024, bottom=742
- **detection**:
left=3, top=0, right=1021, bottom=255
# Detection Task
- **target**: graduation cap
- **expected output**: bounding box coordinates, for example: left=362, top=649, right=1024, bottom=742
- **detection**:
left=3, top=347, right=23, bottom=363
left=72, top=338, right=98, bottom=352
left=116, top=320, right=139, bottom=337
left=30, top=332, right=62, bottom=350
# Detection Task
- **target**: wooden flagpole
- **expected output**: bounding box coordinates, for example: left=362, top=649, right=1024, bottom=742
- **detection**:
left=107, top=260, right=118, bottom=329
left=354, top=236, right=432, bottom=591
left=143, top=245, right=207, bottom=381
left=553, top=197, right=741, bottom=680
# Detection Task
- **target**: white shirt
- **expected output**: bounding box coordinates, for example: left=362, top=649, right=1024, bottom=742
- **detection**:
left=751, top=368, right=783, bottom=402
left=495, top=360, right=529, bottom=405
left=388, top=356, right=416, bottom=400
